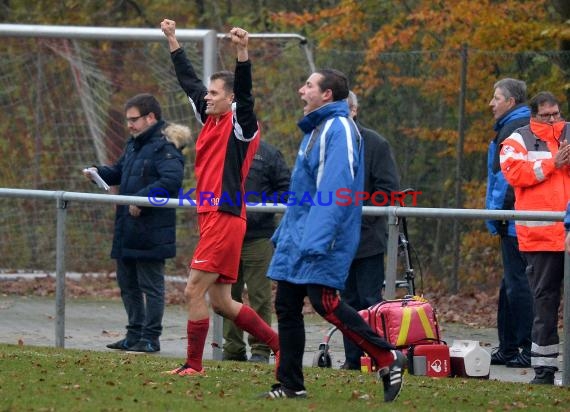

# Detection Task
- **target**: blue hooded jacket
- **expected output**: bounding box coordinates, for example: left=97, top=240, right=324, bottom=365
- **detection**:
left=485, top=104, right=530, bottom=237
left=267, top=101, right=364, bottom=290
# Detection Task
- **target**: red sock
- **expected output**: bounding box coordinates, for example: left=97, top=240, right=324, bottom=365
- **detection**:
left=186, top=318, right=209, bottom=371
left=372, top=349, right=396, bottom=369
left=234, top=305, right=279, bottom=353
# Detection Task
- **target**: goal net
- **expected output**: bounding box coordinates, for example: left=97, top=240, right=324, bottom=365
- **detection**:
left=0, top=29, right=312, bottom=276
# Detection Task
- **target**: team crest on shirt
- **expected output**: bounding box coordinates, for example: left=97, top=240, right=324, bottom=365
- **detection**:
left=502, top=145, right=515, bottom=154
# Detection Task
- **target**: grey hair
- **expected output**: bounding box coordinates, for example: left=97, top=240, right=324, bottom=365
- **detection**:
left=347, top=90, right=358, bottom=109
left=493, top=78, right=527, bottom=105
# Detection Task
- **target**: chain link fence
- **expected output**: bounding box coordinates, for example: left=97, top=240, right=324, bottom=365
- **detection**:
left=1, top=29, right=569, bottom=291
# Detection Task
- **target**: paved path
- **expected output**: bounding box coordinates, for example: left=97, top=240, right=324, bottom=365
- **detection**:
left=0, top=295, right=560, bottom=384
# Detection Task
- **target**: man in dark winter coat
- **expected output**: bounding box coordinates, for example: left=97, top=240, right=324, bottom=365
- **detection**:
left=84, top=93, right=190, bottom=353
left=341, top=90, right=400, bottom=370
left=486, top=78, right=533, bottom=368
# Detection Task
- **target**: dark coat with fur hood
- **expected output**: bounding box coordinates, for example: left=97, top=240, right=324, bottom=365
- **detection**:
left=97, top=120, right=191, bottom=260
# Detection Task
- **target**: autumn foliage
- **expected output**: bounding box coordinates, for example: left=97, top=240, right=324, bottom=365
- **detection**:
left=269, top=0, right=568, bottom=290
left=1, top=1, right=569, bottom=292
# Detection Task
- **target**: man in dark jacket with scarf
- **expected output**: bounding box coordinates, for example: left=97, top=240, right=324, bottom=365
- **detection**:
left=340, top=91, right=400, bottom=370
left=486, top=78, right=533, bottom=368
left=84, top=93, right=189, bottom=353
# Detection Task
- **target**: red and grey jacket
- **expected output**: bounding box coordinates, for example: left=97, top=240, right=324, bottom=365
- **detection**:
left=500, top=120, right=570, bottom=251
left=171, top=48, right=260, bottom=218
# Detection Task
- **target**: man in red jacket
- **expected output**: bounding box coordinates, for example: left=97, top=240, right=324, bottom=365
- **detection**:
left=500, top=91, right=570, bottom=384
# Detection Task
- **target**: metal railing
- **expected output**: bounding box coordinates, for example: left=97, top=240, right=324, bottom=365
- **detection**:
left=1, top=188, right=568, bottom=385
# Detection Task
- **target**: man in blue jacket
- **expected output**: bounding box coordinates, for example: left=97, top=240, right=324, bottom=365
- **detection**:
left=264, top=69, right=405, bottom=403
left=84, top=93, right=190, bottom=353
left=486, top=78, right=533, bottom=367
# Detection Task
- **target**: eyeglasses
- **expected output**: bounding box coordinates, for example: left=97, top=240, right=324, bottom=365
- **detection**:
left=536, top=111, right=562, bottom=121
left=125, top=114, right=147, bottom=124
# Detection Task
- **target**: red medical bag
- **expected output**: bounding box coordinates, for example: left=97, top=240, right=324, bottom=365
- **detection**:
left=359, top=296, right=441, bottom=350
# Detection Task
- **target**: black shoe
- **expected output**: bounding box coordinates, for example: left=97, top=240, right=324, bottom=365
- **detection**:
left=106, top=338, right=135, bottom=350
left=263, top=383, right=307, bottom=399
left=490, top=347, right=517, bottom=365
left=530, top=369, right=555, bottom=385
left=340, top=362, right=360, bottom=370
left=378, top=350, right=406, bottom=402
left=506, top=352, right=531, bottom=368
left=248, top=354, right=269, bottom=363
left=127, top=339, right=160, bottom=353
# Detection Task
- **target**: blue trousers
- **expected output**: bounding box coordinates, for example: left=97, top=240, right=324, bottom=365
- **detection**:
left=116, top=258, right=165, bottom=343
left=340, top=253, right=384, bottom=368
left=498, top=236, right=533, bottom=355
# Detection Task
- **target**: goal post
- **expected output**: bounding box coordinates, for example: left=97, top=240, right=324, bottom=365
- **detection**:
left=0, top=23, right=218, bottom=82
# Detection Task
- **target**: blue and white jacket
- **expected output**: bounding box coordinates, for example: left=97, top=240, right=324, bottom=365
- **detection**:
left=485, top=104, right=530, bottom=237
left=267, top=101, right=364, bottom=290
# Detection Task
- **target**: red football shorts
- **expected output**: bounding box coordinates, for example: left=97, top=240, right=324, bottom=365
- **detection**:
left=189, top=211, right=246, bottom=283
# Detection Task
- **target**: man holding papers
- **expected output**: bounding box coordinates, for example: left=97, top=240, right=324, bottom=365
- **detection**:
left=83, top=93, right=190, bottom=353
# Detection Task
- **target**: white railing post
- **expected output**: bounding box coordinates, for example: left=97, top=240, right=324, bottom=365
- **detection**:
left=55, top=192, right=68, bottom=348
left=384, top=207, right=399, bottom=299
